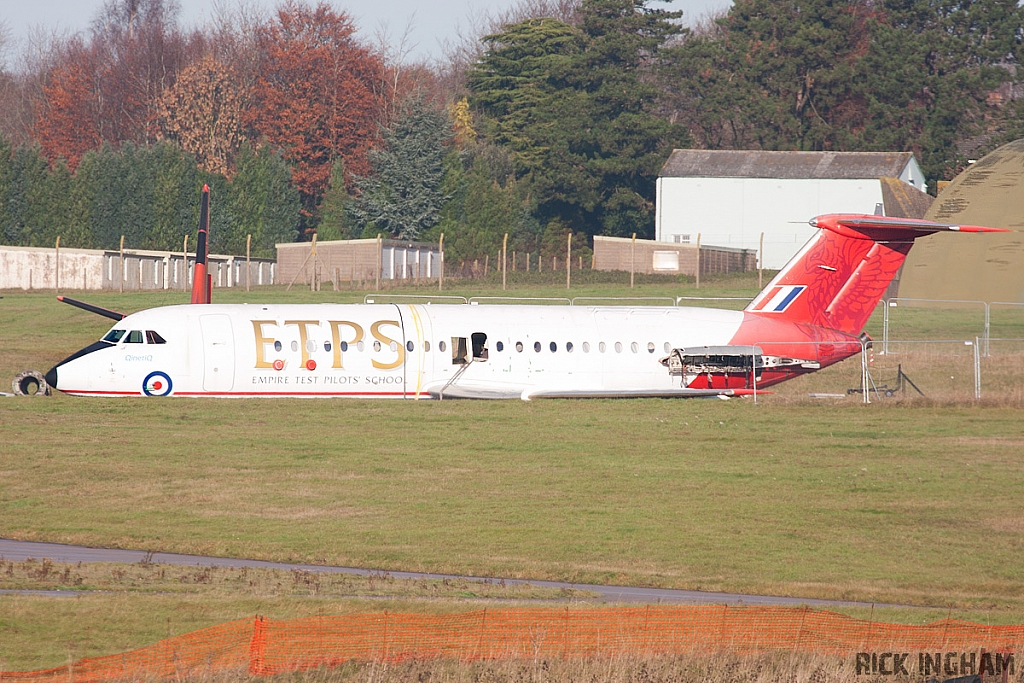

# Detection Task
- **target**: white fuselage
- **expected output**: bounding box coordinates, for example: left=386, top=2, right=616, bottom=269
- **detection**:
left=53, top=303, right=754, bottom=399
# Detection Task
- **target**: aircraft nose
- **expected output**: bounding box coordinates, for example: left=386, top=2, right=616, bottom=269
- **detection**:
left=45, top=365, right=58, bottom=390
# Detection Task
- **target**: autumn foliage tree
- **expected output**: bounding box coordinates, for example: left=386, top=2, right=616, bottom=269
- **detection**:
left=34, top=0, right=196, bottom=168
left=157, top=55, right=246, bottom=176
left=33, top=41, right=103, bottom=169
left=246, top=1, right=387, bottom=231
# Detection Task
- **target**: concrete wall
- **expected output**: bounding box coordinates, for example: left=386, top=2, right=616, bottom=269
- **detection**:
left=0, top=245, right=275, bottom=291
left=277, top=239, right=441, bottom=286
left=0, top=246, right=104, bottom=290
left=593, top=236, right=755, bottom=276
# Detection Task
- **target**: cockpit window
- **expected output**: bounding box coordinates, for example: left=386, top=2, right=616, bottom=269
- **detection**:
left=103, top=329, right=126, bottom=343
left=125, top=330, right=144, bottom=344
left=146, top=330, right=167, bottom=344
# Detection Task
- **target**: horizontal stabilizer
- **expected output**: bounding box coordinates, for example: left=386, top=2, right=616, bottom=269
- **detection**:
left=811, top=214, right=1011, bottom=237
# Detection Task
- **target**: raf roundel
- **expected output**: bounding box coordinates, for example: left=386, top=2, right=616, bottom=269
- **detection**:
left=142, top=371, right=173, bottom=397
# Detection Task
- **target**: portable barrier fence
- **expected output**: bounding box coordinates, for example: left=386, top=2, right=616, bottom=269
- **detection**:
left=4, top=607, right=1024, bottom=682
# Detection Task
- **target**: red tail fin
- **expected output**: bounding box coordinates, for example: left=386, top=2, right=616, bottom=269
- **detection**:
left=190, top=184, right=211, bottom=305
left=746, top=214, right=1009, bottom=334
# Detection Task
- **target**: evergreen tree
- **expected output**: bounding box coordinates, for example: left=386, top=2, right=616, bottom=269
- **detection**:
left=432, top=147, right=524, bottom=263
left=468, top=0, right=689, bottom=239
left=663, top=0, right=1024, bottom=182
left=351, top=96, right=452, bottom=241
left=317, top=161, right=354, bottom=241
left=226, top=142, right=300, bottom=257
left=3, top=145, right=51, bottom=246
left=146, top=141, right=201, bottom=251
left=0, top=136, right=13, bottom=244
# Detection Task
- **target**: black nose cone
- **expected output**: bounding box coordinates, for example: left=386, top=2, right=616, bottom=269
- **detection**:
left=45, top=365, right=58, bottom=389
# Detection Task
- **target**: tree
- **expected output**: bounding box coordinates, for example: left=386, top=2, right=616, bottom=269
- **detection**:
left=662, top=0, right=1024, bottom=182
left=350, top=95, right=452, bottom=241
left=157, top=55, right=247, bottom=176
left=225, top=142, right=299, bottom=257
left=33, top=0, right=197, bottom=167
left=317, top=160, right=353, bottom=241
left=431, top=144, right=527, bottom=263
left=468, top=1, right=689, bottom=238
left=33, top=42, right=102, bottom=169
left=246, top=1, right=386, bottom=231
left=663, top=0, right=875, bottom=151
left=2, top=143, right=50, bottom=245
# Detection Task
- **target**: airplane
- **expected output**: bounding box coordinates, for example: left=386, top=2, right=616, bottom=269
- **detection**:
left=44, top=189, right=1008, bottom=399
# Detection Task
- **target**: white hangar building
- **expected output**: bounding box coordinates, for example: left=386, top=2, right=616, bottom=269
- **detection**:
left=655, top=150, right=929, bottom=269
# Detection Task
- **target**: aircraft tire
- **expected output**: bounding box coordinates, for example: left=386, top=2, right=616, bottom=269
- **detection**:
left=12, top=370, right=50, bottom=396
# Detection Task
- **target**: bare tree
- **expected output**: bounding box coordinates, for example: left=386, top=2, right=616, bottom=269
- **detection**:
left=372, top=17, right=419, bottom=126
left=0, top=24, right=70, bottom=144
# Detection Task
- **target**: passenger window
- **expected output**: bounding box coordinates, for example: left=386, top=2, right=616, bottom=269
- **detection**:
left=582, top=342, right=590, bottom=353
left=424, top=341, right=431, bottom=352
left=103, top=329, right=126, bottom=343
left=126, top=330, right=144, bottom=344
left=515, top=342, right=523, bottom=352
left=439, top=340, right=446, bottom=353
left=472, top=333, right=488, bottom=360
left=647, top=342, right=655, bottom=354
left=549, top=342, right=557, bottom=352
left=145, top=331, right=167, bottom=344
left=325, top=342, right=332, bottom=352
left=534, top=342, right=541, bottom=353
left=340, top=341, right=348, bottom=352
left=614, top=342, right=622, bottom=353
left=406, top=341, right=414, bottom=352
left=452, top=337, right=469, bottom=365
left=599, top=342, right=606, bottom=353
left=664, top=342, right=671, bottom=353
left=631, top=342, right=639, bottom=353
left=357, top=341, right=365, bottom=352
left=496, top=341, right=504, bottom=352
left=274, top=341, right=283, bottom=352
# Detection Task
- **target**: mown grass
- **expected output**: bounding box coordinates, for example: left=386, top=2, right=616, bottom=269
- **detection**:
left=3, top=273, right=1024, bottom=673
left=2, top=399, right=1023, bottom=603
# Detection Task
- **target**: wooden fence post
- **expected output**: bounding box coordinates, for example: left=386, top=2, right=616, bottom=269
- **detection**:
left=630, top=233, right=635, bottom=288
left=119, top=235, right=125, bottom=294
left=502, top=233, right=508, bottom=290
left=566, top=231, right=571, bottom=290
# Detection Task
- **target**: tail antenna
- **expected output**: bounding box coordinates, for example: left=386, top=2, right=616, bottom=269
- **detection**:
left=190, top=184, right=211, bottom=305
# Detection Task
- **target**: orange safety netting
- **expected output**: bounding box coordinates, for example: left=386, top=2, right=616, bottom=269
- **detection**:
left=3, top=606, right=1023, bottom=682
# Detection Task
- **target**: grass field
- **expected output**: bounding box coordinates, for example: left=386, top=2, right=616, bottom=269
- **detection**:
left=2, top=273, right=1024, bottom=672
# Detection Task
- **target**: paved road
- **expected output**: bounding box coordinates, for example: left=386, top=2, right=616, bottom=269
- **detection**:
left=0, top=538, right=889, bottom=608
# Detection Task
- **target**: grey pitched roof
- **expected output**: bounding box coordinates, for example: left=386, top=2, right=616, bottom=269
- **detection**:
left=660, top=150, right=917, bottom=179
